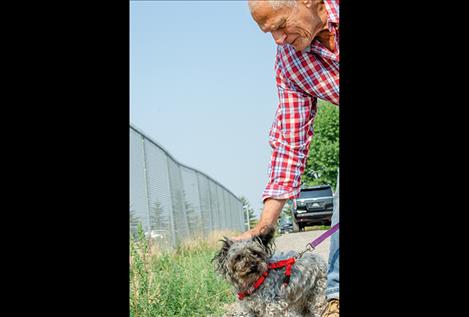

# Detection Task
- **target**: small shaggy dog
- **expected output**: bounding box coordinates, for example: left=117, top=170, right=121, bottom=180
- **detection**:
left=212, top=226, right=327, bottom=317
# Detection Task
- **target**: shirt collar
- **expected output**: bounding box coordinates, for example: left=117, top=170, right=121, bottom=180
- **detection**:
left=323, top=0, right=339, bottom=24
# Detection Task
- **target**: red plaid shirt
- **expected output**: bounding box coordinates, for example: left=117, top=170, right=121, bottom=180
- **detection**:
left=262, top=0, right=339, bottom=202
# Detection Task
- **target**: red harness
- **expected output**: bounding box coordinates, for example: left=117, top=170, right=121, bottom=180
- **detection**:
left=237, top=257, right=296, bottom=300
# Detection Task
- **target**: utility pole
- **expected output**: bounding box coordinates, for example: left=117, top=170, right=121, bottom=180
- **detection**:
left=243, top=205, right=251, bottom=231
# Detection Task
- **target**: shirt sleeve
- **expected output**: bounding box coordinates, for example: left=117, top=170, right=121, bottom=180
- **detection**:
left=262, top=54, right=318, bottom=202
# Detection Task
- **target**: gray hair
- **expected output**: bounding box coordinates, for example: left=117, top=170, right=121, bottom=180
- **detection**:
left=248, top=0, right=298, bottom=13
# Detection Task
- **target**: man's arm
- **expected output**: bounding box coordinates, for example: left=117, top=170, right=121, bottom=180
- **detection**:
left=232, top=53, right=317, bottom=241
left=232, top=198, right=287, bottom=240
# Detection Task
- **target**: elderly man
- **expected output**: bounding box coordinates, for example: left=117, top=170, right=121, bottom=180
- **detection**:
left=233, top=0, right=340, bottom=316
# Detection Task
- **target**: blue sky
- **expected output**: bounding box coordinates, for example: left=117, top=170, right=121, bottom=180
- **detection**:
left=130, top=1, right=280, bottom=215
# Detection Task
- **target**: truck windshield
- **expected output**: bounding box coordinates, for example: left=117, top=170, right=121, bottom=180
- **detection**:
left=299, top=188, right=333, bottom=199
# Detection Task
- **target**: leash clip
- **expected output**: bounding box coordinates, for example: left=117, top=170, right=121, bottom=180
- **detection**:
left=295, top=243, right=314, bottom=259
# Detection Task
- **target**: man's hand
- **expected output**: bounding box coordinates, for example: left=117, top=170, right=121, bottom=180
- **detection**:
left=231, top=198, right=287, bottom=241
left=231, top=228, right=258, bottom=241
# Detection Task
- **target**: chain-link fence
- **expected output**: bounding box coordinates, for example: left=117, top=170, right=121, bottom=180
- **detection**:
left=130, top=124, right=246, bottom=248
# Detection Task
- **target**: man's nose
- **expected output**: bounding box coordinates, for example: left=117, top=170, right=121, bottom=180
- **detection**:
left=271, top=30, right=287, bottom=45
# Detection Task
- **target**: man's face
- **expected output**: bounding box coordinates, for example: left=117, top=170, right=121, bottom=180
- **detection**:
left=250, top=0, right=328, bottom=52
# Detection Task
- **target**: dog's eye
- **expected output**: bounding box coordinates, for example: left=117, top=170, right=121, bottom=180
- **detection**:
left=234, top=255, right=242, bottom=262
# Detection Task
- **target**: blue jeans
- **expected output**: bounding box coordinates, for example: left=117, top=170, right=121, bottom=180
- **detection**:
left=326, top=172, right=339, bottom=300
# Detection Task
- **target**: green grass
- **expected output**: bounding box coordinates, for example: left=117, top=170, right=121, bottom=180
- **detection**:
left=130, top=226, right=238, bottom=317
left=304, top=225, right=331, bottom=231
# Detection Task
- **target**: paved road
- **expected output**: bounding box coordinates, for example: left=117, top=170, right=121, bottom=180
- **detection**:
left=274, top=230, right=331, bottom=263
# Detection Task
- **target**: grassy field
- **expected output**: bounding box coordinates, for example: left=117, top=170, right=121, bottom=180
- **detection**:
left=129, top=226, right=239, bottom=317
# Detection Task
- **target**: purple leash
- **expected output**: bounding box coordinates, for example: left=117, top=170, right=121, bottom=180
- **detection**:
left=295, top=223, right=340, bottom=258
left=309, top=223, right=340, bottom=249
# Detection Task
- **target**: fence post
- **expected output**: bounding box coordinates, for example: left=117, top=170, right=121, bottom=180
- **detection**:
left=178, top=165, right=190, bottom=240
left=141, top=134, right=152, bottom=233
left=165, top=159, right=178, bottom=248
left=194, top=175, right=203, bottom=235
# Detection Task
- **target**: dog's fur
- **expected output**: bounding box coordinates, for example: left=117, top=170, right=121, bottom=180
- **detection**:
left=212, top=226, right=327, bottom=317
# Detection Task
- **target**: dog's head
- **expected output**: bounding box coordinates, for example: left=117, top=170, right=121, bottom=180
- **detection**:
left=211, top=226, right=276, bottom=289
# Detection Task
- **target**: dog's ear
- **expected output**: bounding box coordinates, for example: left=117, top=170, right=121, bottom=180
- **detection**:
left=211, top=236, right=233, bottom=275
left=255, top=225, right=276, bottom=254
left=220, top=236, right=233, bottom=254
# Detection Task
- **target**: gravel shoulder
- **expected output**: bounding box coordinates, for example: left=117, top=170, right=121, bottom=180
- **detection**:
left=274, top=230, right=330, bottom=263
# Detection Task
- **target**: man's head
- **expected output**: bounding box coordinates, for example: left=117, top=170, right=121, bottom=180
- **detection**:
left=248, top=0, right=331, bottom=52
